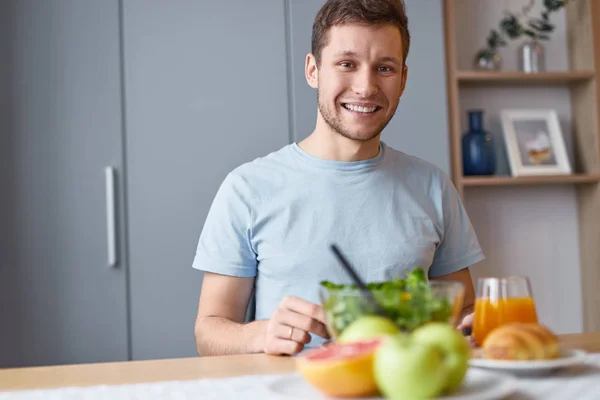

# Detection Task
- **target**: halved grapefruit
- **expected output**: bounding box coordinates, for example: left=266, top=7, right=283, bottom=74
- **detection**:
left=296, top=339, right=382, bottom=398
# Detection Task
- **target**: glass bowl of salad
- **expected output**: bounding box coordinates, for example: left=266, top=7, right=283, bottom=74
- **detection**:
left=319, top=268, right=465, bottom=340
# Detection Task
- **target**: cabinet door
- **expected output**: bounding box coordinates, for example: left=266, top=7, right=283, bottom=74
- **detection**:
left=122, top=0, right=290, bottom=360
left=0, top=0, right=128, bottom=367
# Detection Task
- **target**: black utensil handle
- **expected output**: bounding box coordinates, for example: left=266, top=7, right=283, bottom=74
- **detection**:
left=330, top=244, right=386, bottom=316
left=330, top=245, right=369, bottom=291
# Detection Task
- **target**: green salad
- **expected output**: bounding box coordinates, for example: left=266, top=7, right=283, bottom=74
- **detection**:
left=320, top=268, right=454, bottom=336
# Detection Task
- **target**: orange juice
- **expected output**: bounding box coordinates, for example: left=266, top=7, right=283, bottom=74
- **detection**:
left=473, top=297, right=538, bottom=346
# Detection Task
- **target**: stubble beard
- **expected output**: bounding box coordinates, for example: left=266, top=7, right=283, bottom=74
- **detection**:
left=317, top=89, right=398, bottom=142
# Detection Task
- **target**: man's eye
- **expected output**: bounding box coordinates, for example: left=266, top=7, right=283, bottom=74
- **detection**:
left=378, top=66, right=393, bottom=72
left=339, top=62, right=354, bottom=68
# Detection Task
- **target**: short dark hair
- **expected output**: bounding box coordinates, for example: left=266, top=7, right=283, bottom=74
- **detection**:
left=311, top=0, right=411, bottom=66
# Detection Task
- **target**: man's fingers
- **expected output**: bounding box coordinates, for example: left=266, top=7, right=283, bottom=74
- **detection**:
left=273, top=324, right=311, bottom=344
left=307, top=319, right=330, bottom=339
left=281, top=296, right=328, bottom=324
left=278, top=309, right=330, bottom=339
left=265, top=339, right=304, bottom=356
left=265, top=296, right=334, bottom=356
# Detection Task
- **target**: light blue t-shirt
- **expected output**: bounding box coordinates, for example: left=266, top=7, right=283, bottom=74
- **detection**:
left=192, top=141, right=484, bottom=347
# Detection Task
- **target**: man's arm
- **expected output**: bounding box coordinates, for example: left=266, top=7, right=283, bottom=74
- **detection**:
left=195, top=272, right=331, bottom=357
left=430, top=267, right=475, bottom=323
left=194, top=272, right=265, bottom=356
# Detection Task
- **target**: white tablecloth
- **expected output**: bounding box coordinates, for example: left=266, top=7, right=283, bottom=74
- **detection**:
left=1, top=353, right=600, bottom=400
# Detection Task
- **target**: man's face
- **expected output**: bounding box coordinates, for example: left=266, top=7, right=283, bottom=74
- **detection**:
left=306, top=23, right=408, bottom=142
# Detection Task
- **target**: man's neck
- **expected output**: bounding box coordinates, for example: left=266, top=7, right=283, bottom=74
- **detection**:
left=297, top=122, right=381, bottom=162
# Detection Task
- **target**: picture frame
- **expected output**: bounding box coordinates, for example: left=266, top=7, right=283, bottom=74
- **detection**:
left=500, top=109, right=572, bottom=176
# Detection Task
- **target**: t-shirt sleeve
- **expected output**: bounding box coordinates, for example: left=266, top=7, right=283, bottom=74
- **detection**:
left=428, top=173, right=485, bottom=278
left=191, top=172, right=258, bottom=278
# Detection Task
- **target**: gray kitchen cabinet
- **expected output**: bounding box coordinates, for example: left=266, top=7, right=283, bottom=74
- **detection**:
left=0, top=0, right=129, bottom=367
left=1, top=0, right=292, bottom=367
left=121, top=0, right=291, bottom=360
left=0, top=0, right=15, bottom=368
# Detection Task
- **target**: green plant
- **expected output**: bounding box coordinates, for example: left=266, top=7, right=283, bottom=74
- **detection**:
left=476, top=0, right=574, bottom=60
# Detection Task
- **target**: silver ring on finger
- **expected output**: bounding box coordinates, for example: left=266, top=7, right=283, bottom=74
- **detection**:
left=288, top=326, right=294, bottom=340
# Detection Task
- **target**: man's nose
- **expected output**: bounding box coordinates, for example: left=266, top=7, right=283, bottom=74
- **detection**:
left=351, top=68, right=379, bottom=98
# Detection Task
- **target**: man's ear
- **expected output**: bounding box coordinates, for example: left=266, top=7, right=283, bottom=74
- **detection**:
left=399, top=64, right=408, bottom=97
left=305, top=53, right=319, bottom=89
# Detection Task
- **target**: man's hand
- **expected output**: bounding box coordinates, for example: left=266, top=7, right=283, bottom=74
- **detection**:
left=457, top=312, right=473, bottom=330
left=264, top=296, right=330, bottom=355
left=431, top=267, right=476, bottom=338
left=457, top=312, right=476, bottom=347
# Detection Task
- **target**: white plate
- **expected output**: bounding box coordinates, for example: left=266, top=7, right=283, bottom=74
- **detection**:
left=469, top=348, right=588, bottom=377
left=266, top=368, right=517, bottom=400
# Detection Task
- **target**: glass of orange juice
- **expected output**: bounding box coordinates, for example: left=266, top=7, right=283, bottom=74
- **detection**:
left=473, top=276, right=538, bottom=347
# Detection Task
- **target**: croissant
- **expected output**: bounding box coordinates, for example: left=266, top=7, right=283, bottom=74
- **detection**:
left=482, top=323, right=559, bottom=361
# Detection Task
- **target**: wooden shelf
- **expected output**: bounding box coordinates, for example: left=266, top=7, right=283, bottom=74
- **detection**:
left=461, top=174, right=600, bottom=187
left=456, top=70, right=595, bottom=86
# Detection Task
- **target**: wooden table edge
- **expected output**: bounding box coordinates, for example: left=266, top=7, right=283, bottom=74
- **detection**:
left=0, top=332, right=599, bottom=392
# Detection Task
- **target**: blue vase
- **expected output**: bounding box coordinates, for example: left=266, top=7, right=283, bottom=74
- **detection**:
left=462, top=110, right=496, bottom=176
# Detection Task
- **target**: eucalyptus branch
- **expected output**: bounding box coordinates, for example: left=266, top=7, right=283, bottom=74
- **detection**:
left=476, top=0, right=575, bottom=59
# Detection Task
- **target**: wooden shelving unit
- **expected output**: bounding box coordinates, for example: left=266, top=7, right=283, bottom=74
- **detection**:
left=443, top=0, right=600, bottom=332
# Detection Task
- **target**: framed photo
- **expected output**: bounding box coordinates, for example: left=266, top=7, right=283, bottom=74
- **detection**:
left=500, top=109, right=572, bottom=176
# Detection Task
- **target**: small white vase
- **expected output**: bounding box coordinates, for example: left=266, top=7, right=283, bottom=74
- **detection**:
left=520, top=40, right=545, bottom=73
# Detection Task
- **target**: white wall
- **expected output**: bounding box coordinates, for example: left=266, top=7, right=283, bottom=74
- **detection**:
left=455, top=0, right=583, bottom=334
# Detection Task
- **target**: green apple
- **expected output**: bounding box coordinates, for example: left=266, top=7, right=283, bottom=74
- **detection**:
left=411, top=322, right=471, bottom=393
left=338, top=315, right=400, bottom=343
left=374, top=335, right=446, bottom=400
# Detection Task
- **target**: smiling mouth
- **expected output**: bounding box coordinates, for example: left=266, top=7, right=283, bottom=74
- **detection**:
left=342, top=103, right=381, bottom=114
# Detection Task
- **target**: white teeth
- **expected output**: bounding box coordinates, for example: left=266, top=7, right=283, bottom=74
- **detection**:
left=344, top=104, right=378, bottom=113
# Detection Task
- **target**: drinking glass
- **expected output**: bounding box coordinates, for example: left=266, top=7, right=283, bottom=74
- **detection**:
left=472, top=276, right=538, bottom=347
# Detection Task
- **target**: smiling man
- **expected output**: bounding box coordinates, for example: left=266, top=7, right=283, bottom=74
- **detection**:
left=193, top=0, right=484, bottom=356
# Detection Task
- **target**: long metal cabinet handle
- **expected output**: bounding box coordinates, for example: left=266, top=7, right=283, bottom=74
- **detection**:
left=105, top=166, right=117, bottom=267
